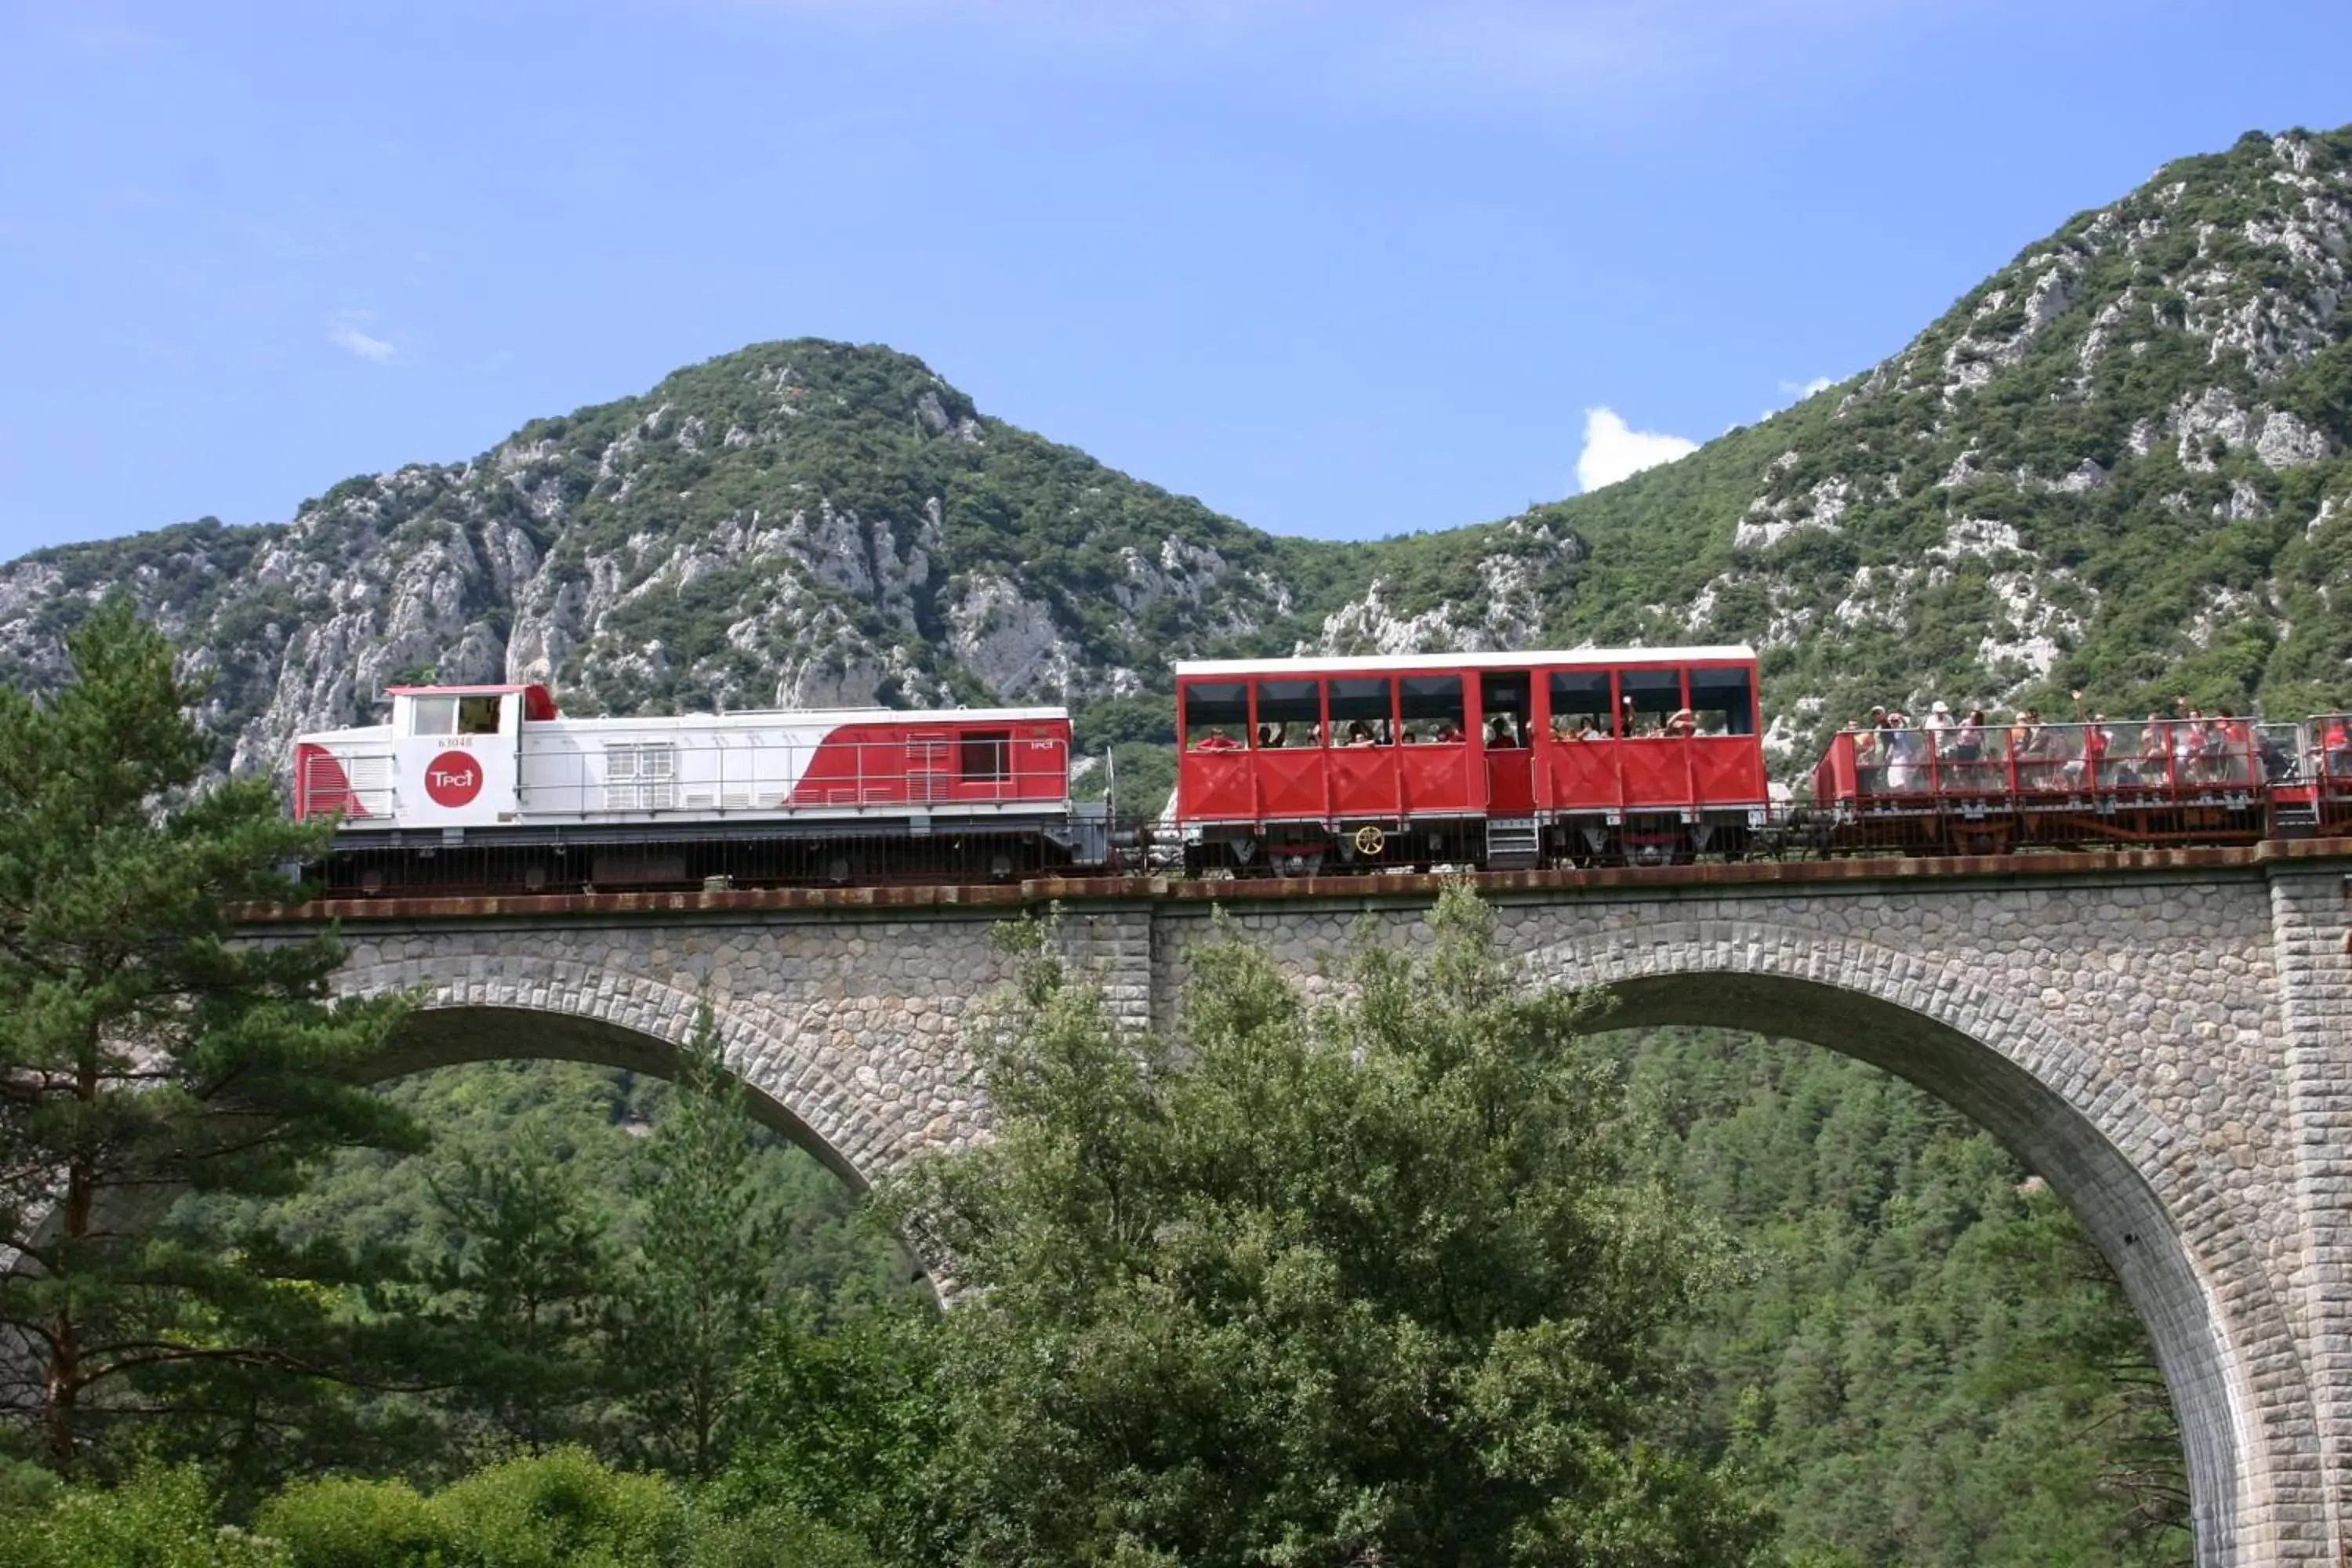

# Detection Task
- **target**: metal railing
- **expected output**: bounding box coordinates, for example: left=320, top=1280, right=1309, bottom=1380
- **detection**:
left=1814, top=718, right=2305, bottom=805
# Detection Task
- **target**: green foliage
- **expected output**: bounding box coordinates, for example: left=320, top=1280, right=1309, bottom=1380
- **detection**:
left=614, top=1002, right=786, bottom=1479
left=420, top=1127, right=617, bottom=1454
left=0, top=599, right=417, bottom=1474
left=253, top=1450, right=875, bottom=1567
left=1625, top=1029, right=2190, bottom=1566
left=720, top=1311, right=944, bottom=1564
left=880, top=887, right=1773, bottom=1566
left=0, top=1464, right=284, bottom=1568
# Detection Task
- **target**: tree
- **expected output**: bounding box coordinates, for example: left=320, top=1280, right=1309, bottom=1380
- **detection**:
left=617, top=1001, right=783, bottom=1479
left=722, top=1308, right=946, bottom=1564
left=0, top=599, right=416, bottom=1474
left=423, top=1127, right=612, bottom=1454
left=883, top=884, right=1775, bottom=1567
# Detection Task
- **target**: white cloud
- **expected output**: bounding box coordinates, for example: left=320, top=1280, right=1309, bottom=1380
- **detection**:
left=1778, top=375, right=1835, bottom=398
left=328, top=312, right=397, bottom=365
left=1575, top=407, right=1698, bottom=493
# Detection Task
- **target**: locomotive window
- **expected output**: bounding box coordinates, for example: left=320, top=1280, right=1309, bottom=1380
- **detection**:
left=1399, top=676, right=1465, bottom=743
left=960, top=731, right=1011, bottom=782
left=1328, top=677, right=1395, bottom=746
left=407, top=695, right=458, bottom=737
left=457, top=695, right=503, bottom=735
left=1687, top=667, right=1755, bottom=735
left=1253, top=679, right=1323, bottom=747
left=1479, top=672, right=1531, bottom=747
left=1548, top=671, right=1614, bottom=737
left=1618, top=668, right=1684, bottom=735
left=1183, top=681, right=1249, bottom=751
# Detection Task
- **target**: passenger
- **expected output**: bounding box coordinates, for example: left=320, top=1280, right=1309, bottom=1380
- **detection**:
left=1345, top=720, right=1377, bottom=747
left=2257, top=720, right=2295, bottom=784
left=1486, top=714, right=1519, bottom=747
left=1883, top=713, right=1918, bottom=791
left=1575, top=715, right=1604, bottom=742
left=2139, top=714, right=2171, bottom=784
left=2216, top=710, right=2252, bottom=783
left=2326, top=716, right=2352, bottom=780
left=1549, top=714, right=1574, bottom=742
left=1948, top=708, right=1987, bottom=789
left=1256, top=723, right=1281, bottom=750
left=1434, top=718, right=1465, bottom=743
left=1853, top=716, right=1884, bottom=794
left=1664, top=707, right=1697, bottom=739
left=2070, top=714, right=2110, bottom=788
left=2013, top=709, right=2056, bottom=789
left=1193, top=727, right=1241, bottom=752
left=2196, top=714, right=2235, bottom=784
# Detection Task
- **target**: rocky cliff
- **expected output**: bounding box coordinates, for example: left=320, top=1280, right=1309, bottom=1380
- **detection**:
left=3, top=126, right=2347, bottom=784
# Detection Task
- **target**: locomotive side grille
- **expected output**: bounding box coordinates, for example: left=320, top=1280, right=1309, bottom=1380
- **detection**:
left=908, top=734, right=951, bottom=804
left=347, top=755, right=394, bottom=816
left=603, top=742, right=677, bottom=811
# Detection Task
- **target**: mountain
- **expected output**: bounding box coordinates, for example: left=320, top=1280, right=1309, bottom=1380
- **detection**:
left=1539, top=125, right=2352, bottom=748
left=2, top=125, right=2347, bottom=788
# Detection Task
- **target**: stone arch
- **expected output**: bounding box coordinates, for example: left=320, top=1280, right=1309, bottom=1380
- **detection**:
left=337, top=956, right=919, bottom=1192
left=1516, top=918, right=2308, bottom=1568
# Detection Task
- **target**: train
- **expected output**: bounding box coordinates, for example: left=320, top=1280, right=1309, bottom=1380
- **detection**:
left=287, top=644, right=2352, bottom=896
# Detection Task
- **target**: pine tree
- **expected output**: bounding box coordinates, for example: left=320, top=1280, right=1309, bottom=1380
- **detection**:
left=423, top=1127, right=613, bottom=1454
left=0, top=599, right=416, bottom=1474
left=618, top=1000, right=780, bottom=1479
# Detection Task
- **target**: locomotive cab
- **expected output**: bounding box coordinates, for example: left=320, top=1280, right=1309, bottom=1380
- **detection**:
left=383, top=684, right=556, bottom=828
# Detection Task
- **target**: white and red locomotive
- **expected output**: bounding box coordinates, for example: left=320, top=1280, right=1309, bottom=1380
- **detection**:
left=292, top=683, right=1101, bottom=895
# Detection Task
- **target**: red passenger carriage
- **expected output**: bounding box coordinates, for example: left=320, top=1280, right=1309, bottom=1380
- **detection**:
left=1172, top=647, right=1769, bottom=873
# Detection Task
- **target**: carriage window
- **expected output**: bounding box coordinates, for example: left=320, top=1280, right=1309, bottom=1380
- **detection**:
left=1687, top=667, right=1755, bottom=736
left=406, top=695, right=458, bottom=737
left=1479, top=672, right=1531, bottom=747
left=1399, top=676, right=1465, bottom=743
left=1618, top=668, right=1685, bottom=736
left=1548, top=671, right=1614, bottom=738
left=1183, top=681, right=1249, bottom=752
left=960, top=731, right=1010, bottom=782
left=1328, top=677, right=1395, bottom=746
left=1253, top=679, right=1323, bottom=748
left=458, top=695, right=503, bottom=735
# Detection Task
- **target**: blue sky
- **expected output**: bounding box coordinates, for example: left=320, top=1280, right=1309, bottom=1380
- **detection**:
left=2, top=1, right=2348, bottom=557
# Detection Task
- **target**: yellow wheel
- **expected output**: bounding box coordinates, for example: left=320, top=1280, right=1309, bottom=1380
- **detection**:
left=1352, top=825, right=1386, bottom=858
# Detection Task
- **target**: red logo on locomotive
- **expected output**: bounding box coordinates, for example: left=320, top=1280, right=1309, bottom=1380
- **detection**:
left=423, top=750, right=484, bottom=808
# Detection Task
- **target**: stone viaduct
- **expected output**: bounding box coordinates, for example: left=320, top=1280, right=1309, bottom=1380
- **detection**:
left=241, top=842, right=2352, bottom=1567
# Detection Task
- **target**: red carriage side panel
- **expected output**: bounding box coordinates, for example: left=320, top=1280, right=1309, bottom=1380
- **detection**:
left=1330, top=746, right=1402, bottom=818
left=1256, top=746, right=1329, bottom=820
left=1689, top=738, right=1766, bottom=805
left=1399, top=740, right=1475, bottom=815
left=1813, top=731, right=1860, bottom=805
left=1617, top=742, right=1693, bottom=809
